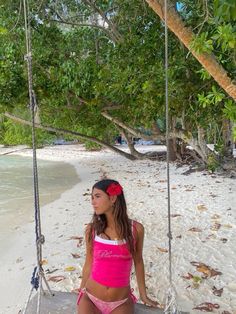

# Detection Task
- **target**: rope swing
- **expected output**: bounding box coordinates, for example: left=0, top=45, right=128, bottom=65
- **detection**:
left=164, top=0, right=179, bottom=313
left=21, top=0, right=180, bottom=313
left=22, top=0, right=53, bottom=313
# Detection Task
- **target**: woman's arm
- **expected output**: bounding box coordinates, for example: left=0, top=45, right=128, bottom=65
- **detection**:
left=79, top=224, right=93, bottom=289
left=133, top=222, right=160, bottom=307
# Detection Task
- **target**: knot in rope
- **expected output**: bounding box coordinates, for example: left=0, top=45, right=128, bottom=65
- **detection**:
left=37, top=234, right=45, bottom=245
left=31, top=266, right=39, bottom=291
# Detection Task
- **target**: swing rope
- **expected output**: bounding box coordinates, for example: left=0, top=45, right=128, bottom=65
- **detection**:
left=22, top=0, right=53, bottom=313
left=164, top=0, right=179, bottom=313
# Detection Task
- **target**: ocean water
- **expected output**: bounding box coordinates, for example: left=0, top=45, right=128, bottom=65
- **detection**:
left=0, top=155, right=79, bottom=218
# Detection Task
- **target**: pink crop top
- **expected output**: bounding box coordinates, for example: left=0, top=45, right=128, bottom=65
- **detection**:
left=91, top=223, right=135, bottom=288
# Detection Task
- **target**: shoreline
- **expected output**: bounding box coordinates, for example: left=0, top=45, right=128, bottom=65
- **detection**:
left=0, top=152, right=82, bottom=314
left=0, top=155, right=79, bottom=256
left=0, top=144, right=235, bottom=313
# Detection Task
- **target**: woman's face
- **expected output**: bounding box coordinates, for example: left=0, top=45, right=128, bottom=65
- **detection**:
left=91, top=187, right=113, bottom=215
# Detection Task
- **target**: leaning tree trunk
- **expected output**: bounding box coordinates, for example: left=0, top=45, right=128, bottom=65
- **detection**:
left=145, top=0, right=236, bottom=101
left=4, top=112, right=136, bottom=160
left=121, top=129, right=144, bottom=159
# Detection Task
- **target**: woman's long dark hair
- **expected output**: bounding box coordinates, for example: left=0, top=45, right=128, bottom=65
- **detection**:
left=89, top=179, right=134, bottom=254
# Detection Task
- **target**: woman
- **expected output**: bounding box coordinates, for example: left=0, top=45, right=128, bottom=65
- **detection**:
left=77, top=179, right=159, bottom=313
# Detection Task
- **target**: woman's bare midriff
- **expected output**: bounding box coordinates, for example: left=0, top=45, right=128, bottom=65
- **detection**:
left=85, top=278, right=131, bottom=301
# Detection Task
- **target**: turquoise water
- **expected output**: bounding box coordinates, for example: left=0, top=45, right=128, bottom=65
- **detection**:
left=0, top=155, right=79, bottom=216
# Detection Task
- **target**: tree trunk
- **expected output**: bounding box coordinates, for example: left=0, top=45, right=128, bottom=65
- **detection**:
left=4, top=112, right=136, bottom=161
left=168, top=138, right=177, bottom=161
left=121, top=129, right=144, bottom=159
left=101, top=110, right=217, bottom=163
left=222, top=118, right=233, bottom=157
left=145, top=0, right=236, bottom=101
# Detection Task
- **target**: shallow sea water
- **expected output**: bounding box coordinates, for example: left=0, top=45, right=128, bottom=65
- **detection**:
left=0, top=154, right=79, bottom=229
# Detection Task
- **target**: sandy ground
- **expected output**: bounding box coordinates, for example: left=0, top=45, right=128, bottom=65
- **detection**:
left=0, top=144, right=235, bottom=314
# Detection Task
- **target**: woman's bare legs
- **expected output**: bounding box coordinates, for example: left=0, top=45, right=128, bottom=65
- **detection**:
left=111, top=298, right=134, bottom=314
left=77, top=293, right=101, bottom=314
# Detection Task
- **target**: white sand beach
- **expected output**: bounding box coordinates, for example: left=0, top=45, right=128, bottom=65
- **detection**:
left=0, top=144, right=235, bottom=314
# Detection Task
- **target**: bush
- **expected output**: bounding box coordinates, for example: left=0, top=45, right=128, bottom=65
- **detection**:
left=207, top=153, right=220, bottom=172
left=84, top=140, right=102, bottom=151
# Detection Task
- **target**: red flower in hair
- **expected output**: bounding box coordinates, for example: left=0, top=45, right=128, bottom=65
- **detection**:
left=106, top=183, right=123, bottom=196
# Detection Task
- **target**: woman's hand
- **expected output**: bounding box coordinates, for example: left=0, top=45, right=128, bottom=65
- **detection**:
left=141, top=295, right=164, bottom=308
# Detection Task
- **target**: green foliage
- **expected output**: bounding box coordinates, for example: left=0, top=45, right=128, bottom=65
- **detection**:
left=2, top=119, right=52, bottom=147
left=207, top=153, right=220, bottom=172
left=84, top=141, right=102, bottom=151
left=214, top=0, right=236, bottom=22
left=212, top=24, right=236, bottom=51
left=197, top=86, right=225, bottom=108
left=191, top=32, right=214, bottom=54
left=0, top=0, right=235, bottom=164
left=214, top=141, right=224, bottom=156
left=196, top=68, right=211, bottom=81
left=223, top=100, right=236, bottom=122
left=233, top=126, right=236, bottom=141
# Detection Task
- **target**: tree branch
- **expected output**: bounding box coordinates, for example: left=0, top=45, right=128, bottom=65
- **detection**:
left=3, top=112, right=136, bottom=160
left=50, top=18, right=118, bottom=42
left=145, top=0, right=236, bottom=101
left=81, top=0, right=123, bottom=42
left=101, top=111, right=154, bottom=140
left=49, top=4, right=117, bottom=42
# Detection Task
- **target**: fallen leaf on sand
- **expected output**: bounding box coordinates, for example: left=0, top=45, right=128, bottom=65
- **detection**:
left=211, top=214, right=221, bottom=219
left=206, top=234, right=217, bottom=240
left=48, top=275, right=66, bottom=282
left=221, top=311, right=232, bottom=314
left=190, top=262, right=222, bottom=278
left=192, top=276, right=202, bottom=283
left=223, top=224, right=232, bottom=229
left=69, top=236, right=83, bottom=247
left=188, top=227, right=202, bottom=232
left=40, top=259, right=48, bottom=265
left=69, top=236, right=83, bottom=241
left=220, top=238, right=228, bottom=243
left=64, top=266, right=76, bottom=271
left=212, top=286, right=223, bottom=297
left=197, top=204, right=208, bottom=212
left=193, top=302, right=220, bottom=311
left=157, top=247, right=168, bottom=253
left=181, top=273, right=193, bottom=280
left=170, top=214, right=182, bottom=218
left=71, top=253, right=80, bottom=259
left=45, top=268, right=58, bottom=274
left=210, top=223, right=221, bottom=231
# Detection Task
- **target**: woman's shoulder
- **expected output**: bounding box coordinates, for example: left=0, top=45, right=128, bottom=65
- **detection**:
left=85, top=223, right=94, bottom=240
left=131, top=220, right=144, bottom=234
left=85, top=223, right=93, bottom=232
